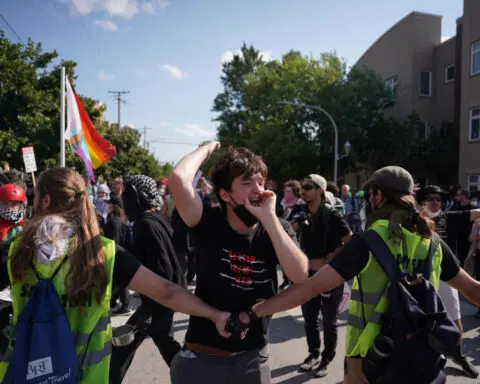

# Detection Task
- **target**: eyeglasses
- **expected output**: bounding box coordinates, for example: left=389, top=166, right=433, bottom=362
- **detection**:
left=301, top=184, right=317, bottom=191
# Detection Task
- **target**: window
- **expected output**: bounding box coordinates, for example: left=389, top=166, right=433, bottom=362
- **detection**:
left=423, top=121, right=431, bottom=139
left=468, top=175, right=480, bottom=192
left=471, top=41, right=480, bottom=75
left=445, top=65, right=455, bottom=83
left=470, top=107, right=480, bottom=141
left=420, top=71, right=432, bottom=96
left=385, top=76, right=398, bottom=97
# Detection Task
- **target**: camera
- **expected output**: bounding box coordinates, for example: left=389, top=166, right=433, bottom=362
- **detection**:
left=292, top=211, right=310, bottom=226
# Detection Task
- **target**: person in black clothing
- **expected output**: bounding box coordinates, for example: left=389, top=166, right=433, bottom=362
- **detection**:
left=110, top=175, right=187, bottom=382
left=449, top=188, right=476, bottom=264
left=168, top=142, right=309, bottom=384
left=0, top=167, right=232, bottom=383
left=243, top=167, right=480, bottom=384
left=291, top=174, right=352, bottom=378
left=104, top=194, right=133, bottom=315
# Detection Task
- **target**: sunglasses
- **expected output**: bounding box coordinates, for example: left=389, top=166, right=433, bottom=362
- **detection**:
left=426, top=196, right=441, bottom=202
left=301, top=184, right=317, bottom=191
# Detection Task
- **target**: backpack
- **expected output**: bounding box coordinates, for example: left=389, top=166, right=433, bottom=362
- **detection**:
left=363, top=230, right=460, bottom=383
left=3, top=257, right=79, bottom=384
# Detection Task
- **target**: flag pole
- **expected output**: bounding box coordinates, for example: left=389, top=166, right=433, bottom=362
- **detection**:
left=60, top=66, right=66, bottom=167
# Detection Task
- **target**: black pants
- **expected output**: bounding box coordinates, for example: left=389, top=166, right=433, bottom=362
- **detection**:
left=171, top=346, right=271, bottom=384
left=110, top=288, right=130, bottom=309
left=109, top=300, right=181, bottom=383
left=301, top=284, right=344, bottom=362
left=0, top=300, right=11, bottom=359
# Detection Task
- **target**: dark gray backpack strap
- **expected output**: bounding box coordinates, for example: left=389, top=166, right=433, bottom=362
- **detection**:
left=364, top=230, right=401, bottom=281
left=417, top=234, right=440, bottom=279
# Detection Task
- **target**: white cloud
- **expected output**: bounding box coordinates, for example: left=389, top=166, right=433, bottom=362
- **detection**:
left=140, top=2, right=155, bottom=14
left=98, top=70, right=115, bottom=80
left=441, top=35, right=452, bottom=42
left=132, top=67, right=145, bottom=76
left=63, top=0, right=169, bottom=18
left=94, top=19, right=118, bottom=31
left=125, top=123, right=136, bottom=129
left=176, top=123, right=214, bottom=137
left=159, top=121, right=170, bottom=127
left=161, top=64, right=188, bottom=79
left=221, top=49, right=272, bottom=64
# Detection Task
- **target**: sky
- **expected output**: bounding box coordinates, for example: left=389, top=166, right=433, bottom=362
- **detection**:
left=1, top=0, right=463, bottom=164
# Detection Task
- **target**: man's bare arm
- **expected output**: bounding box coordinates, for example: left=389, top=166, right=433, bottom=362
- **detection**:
left=169, top=142, right=220, bottom=228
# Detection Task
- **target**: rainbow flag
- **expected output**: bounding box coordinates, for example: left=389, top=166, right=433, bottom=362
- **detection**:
left=65, top=79, right=116, bottom=181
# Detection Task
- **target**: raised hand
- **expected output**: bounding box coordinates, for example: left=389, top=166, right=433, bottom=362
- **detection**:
left=244, top=190, right=277, bottom=222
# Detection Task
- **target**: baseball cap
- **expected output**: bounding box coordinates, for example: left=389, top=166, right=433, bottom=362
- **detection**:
left=108, top=194, right=124, bottom=208
left=363, top=166, right=414, bottom=195
left=113, top=177, right=123, bottom=184
left=307, top=174, right=327, bottom=191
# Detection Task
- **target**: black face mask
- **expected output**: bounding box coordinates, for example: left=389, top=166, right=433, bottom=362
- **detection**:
left=230, top=196, right=258, bottom=227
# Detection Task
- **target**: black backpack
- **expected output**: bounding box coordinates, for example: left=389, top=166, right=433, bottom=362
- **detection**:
left=363, top=230, right=460, bottom=383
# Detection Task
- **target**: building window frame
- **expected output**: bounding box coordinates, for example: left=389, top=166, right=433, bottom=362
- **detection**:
left=385, top=76, right=398, bottom=96
left=471, top=41, right=480, bottom=76
left=468, top=174, right=480, bottom=192
left=420, top=70, right=432, bottom=96
left=445, top=64, right=455, bottom=83
left=470, top=107, right=480, bottom=142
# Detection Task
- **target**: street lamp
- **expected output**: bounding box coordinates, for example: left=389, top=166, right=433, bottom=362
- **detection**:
left=278, top=101, right=351, bottom=183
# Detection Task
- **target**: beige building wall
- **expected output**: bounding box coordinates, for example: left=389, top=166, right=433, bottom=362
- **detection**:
left=432, top=38, right=456, bottom=132
left=458, top=0, right=480, bottom=189
left=355, top=12, right=442, bottom=126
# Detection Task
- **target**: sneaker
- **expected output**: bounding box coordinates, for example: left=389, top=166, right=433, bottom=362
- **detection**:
left=279, top=281, right=290, bottom=290
left=453, top=354, right=479, bottom=378
left=112, top=305, right=134, bottom=316
left=299, top=354, right=320, bottom=372
left=314, top=360, right=329, bottom=378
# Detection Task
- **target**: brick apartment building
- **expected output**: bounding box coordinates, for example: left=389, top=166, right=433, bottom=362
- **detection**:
left=354, top=0, right=480, bottom=191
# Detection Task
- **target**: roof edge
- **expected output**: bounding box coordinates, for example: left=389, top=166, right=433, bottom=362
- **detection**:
left=353, top=11, right=442, bottom=67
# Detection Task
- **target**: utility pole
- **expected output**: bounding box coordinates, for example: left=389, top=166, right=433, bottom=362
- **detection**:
left=108, top=90, right=130, bottom=129
left=142, top=126, right=152, bottom=149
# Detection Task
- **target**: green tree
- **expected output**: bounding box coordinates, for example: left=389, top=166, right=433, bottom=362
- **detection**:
left=0, top=31, right=165, bottom=180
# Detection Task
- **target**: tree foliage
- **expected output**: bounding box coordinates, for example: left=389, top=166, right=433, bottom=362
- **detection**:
left=0, top=31, right=168, bottom=180
left=212, top=46, right=456, bottom=183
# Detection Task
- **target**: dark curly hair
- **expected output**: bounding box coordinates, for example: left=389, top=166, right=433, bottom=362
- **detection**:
left=211, top=147, right=268, bottom=208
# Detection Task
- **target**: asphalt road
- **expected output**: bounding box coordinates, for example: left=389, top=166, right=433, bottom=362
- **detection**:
left=112, top=288, right=480, bottom=384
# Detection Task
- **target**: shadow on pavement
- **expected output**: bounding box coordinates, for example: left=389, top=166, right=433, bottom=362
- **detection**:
left=270, top=364, right=315, bottom=384
left=269, top=315, right=306, bottom=344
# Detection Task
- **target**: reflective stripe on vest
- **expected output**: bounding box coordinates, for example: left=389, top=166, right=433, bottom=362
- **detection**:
left=0, top=237, right=116, bottom=383
left=73, top=313, right=111, bottom=346
left=344, top=220, right=443, bottom=358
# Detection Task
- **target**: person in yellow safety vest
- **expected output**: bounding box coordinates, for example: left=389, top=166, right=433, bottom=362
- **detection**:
left=231, top=166, right=480, bottom=384
left=0, top=167, right=232, bottom=383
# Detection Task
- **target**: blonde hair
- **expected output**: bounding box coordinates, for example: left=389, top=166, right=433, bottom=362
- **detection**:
left=11, top=168, right=108, bottom=306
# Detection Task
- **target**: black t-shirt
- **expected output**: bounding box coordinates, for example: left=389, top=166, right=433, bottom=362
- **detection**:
left=113, top=244, right=141, bottom=288
left=329, top=233, right=460, bottom=283
left=445, top=210, right=474, bottom=262
left=290, top=203, right=351, bottom=260
left=186, top=205, right=297, bottom=352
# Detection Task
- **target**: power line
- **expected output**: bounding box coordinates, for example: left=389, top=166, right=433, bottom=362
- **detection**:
left=0, top=13, right=24, bottom=44
left=108, top=91, right=130, bottom=129
left=141, top=126, right=152, bottom=149
left=149, top=139, right=201, bottom=146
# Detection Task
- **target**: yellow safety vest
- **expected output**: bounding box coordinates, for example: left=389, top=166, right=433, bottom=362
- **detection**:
left=0, top=237, right=115, bottom=383
left=345, top=220, right=442, bottom=358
